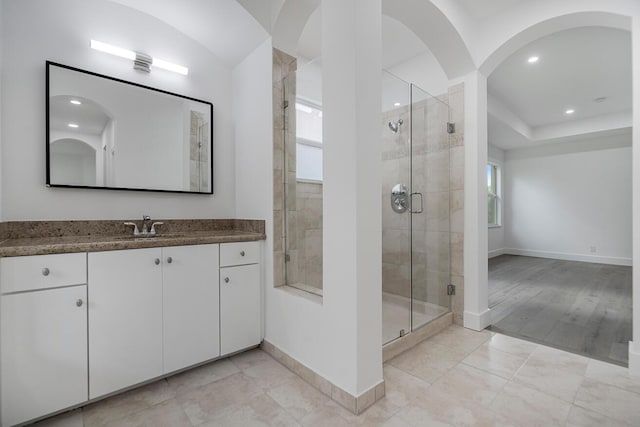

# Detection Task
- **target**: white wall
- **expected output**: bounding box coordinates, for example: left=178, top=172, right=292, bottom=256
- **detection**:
left=386, top=51, right=449, bottom=98
left=0, top=0, right=3, bottom=220
left=234, top=2, right=383, bottom=398
left=488, top=144, right=505, bottom=257
left=1, top=0, right=235, bottom=220
left=630, top=13, right=640, bottom=375
left=503, top=142, right=632, bottom=265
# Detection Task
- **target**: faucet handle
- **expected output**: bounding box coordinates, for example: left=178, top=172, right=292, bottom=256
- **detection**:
left=150, top=222, right=164, bottom=235
left=124, top=222, right=140, bottom=236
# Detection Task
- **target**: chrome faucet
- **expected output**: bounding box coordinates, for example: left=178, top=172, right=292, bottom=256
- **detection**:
left=123, top=215, right=163, bottom=237
left=142, top=215, right=151, bottom=234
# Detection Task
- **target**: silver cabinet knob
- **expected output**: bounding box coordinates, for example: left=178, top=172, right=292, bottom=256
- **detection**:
left=76, top=299, right=83, bottom=307
left=154, top=258, right=160, bottom=265
left=42, top=268, right=50, bottom=276
left=240, top=251, right=246, bottom=257
left=224, top=277, right=230, bottom=283
left=167, top=257, right=173, bottom=264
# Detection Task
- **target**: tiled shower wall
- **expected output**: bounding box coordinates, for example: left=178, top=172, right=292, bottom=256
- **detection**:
left=295, top=182, right=323, bottom=290
left=189, top=111, right=210, bottom=192
left=272, top=48, right=296, bottom=287
left=449, top=83, right=465, bottom=326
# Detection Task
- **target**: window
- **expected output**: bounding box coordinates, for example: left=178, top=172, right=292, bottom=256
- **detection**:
left=487, top=163, right=501, bottom=227
left=295, top=100, right=323, bottom=181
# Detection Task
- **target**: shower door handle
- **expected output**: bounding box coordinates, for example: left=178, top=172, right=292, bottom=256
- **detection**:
left=410, top=192, right=423, bottom=214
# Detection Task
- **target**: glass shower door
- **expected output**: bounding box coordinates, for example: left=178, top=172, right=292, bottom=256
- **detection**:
left=410, top=84, right=451, bottom=331
left=381, top=71, right=411, bottom=344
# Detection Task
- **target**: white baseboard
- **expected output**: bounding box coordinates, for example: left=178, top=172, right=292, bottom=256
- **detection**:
left=495, top=248, right=632, bottom=266
left=629, top=341, right=640, bottom=377
left=488, top=248, right=506, bottom=258
left=463, top=308, right=491, bottom=331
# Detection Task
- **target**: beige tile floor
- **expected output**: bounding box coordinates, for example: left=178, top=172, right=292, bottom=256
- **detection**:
left=34, top=325, right=640, bottom=426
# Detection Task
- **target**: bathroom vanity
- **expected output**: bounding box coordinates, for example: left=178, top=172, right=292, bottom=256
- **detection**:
left=0, top=220, right=265, bottom=427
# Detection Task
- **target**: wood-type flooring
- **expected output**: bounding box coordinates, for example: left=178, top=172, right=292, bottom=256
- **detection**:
left=489, top=255, right=632, bottom=366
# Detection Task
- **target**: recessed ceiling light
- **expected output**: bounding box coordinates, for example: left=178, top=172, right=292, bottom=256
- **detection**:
left=70, top=100, right=82, bottom=105
left=527, top=56, right=539, bottom=63
left=68, top=123, right=79, bottom=128
left=565, top=109, right=575, bottom=115
left=394, top=102, right=401, bottom=107
left=594, top=97, right=607, bottom=103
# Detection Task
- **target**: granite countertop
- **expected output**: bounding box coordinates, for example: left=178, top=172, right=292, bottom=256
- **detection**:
left=0, top=219, right=266, bottom=257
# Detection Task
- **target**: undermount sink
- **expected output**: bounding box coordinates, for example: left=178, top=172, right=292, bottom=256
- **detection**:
left=113, top=233, right=186, bottom=240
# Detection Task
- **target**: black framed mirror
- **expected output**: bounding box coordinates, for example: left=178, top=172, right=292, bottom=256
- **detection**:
left=46, top=61, right=213, bottom=194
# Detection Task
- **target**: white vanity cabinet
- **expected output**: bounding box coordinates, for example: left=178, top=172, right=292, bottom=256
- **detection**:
left=162, top=244, right=220, bottom=373
left=1, top=239, right=262, bottom=425
left=0, top=253, right=88, bottom=427
left=220, top=242, right=261, bottom=356
left=88, top=248, right=164, bottom=399
left=88, top=244, right=222, bottom=399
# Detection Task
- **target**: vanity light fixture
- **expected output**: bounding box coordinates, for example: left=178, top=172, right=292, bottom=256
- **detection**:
left=527, top=56, right=539, bottom=63
left=565, top=109, right=575, bottom=115
left=90, top=40, right=189, bottom=75
left=68, top=123, right=79, bottom=128
left=70, top=99, right=82, bottom=105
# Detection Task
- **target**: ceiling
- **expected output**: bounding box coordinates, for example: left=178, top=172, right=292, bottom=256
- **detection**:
left=107, top=0, right=269, bottom=67
left=296, top=7, right=428, bottom=68
left=455, top=0, right=528, bottom=24
left=488, top=26, right=632, bottom=150
left=50, top=96, right=111, bottom=136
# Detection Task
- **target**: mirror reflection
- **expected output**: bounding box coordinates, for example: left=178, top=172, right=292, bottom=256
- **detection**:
left=47, top=62, right=213, bottom=193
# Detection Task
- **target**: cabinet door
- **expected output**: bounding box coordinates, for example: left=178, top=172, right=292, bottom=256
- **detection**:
left=1, top=286, right=87, bottom=427
left=220, top=264, right=261, bottom=355
left=163, top=244, right=220, bottom=373
left=88, top=248, right=163, bottom=399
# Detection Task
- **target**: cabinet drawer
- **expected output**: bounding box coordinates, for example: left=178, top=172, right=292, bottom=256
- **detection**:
left=1, top=253, right=87, bottom=294
left=220, top=241, right=260, bottom=267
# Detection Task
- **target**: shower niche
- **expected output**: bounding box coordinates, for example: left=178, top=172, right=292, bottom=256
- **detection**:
left=382, top=71, right=453, bottom=344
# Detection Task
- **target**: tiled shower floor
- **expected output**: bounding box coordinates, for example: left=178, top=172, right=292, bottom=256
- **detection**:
left=382, top=291, right=449, bottom=344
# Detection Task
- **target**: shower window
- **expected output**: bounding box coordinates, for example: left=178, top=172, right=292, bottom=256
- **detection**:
left=488, top=162, right=501, bottom=227
left=296, top=100, right=323, bottom=182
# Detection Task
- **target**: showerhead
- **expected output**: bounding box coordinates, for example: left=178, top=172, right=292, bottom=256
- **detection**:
left=388, top=119, right=403, bottom=133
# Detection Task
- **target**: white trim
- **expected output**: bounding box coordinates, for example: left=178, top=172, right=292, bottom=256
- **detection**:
left=296, top=137, right=323, bottom=148
left=296, top=178, right=323, bottom=185
left=488, top=248, right=506, bottom=258
left=463, top=308, right=491, bottom=331
left=502, top=248, right=632, bottom=266
left=629, top=341, right=640, bottom=377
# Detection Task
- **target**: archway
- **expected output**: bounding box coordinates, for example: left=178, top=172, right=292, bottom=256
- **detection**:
left=466, top=5, right=639, bottom=373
